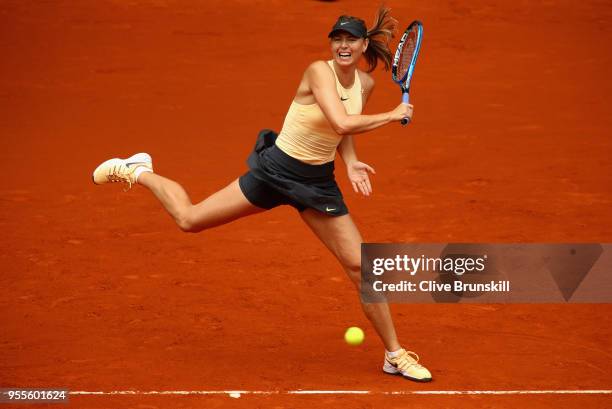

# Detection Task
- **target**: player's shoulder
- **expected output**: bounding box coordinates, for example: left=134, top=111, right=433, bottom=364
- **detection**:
left=357, top=69, right=375, bottom=92
left=306, top=60, right=334, bottom=76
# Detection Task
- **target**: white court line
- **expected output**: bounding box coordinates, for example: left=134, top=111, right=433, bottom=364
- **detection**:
left=69, top=390, right=612, bottom=396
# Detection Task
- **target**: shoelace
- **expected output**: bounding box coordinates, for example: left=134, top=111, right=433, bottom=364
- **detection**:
left=393, top=350, right=425, bottom=372
left=106, top=164, right=133, bottom=191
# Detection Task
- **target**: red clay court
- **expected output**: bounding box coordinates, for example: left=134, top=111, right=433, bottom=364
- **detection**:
left=1, top=0, right=611, bottom=408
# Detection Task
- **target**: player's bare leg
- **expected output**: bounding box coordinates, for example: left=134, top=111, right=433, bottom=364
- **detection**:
left=300, top=209, right=432, bottom=382
left=299, top=209, right=401, bottom=351
left=138, top=173, right=265, bottom=232
left=92, top=152, right=265, bottom=232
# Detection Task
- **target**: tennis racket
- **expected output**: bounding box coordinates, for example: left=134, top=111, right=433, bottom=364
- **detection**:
left=391, top=20, right=423, bottom=125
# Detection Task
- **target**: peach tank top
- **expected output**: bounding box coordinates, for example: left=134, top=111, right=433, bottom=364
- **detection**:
left=275, top=60, right=362, bottom=164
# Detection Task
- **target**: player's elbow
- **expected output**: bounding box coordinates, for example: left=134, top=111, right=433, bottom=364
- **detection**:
left=333, top=119, right=351, bottom=135
left=334, top=125, right=350, bottom=136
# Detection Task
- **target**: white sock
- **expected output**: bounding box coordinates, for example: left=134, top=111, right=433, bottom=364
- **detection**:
left=134, top=166, right=153, bottom=182
left=386, top=348, right=403, bottom=358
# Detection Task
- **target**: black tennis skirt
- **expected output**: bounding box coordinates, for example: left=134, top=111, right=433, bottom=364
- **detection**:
left=239, top=129, right=348, bottom=216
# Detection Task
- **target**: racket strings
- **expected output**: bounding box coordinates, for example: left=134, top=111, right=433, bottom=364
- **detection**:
left=397, top=29, right=418, bottom=79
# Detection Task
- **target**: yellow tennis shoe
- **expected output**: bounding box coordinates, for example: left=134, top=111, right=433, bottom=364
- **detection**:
left=92, top=152, right=153, bottom=190
left=383, top=349, right=432, bottom=382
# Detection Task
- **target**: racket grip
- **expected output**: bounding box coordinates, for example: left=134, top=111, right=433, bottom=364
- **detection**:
left=401, top=92, right=411, bottom=126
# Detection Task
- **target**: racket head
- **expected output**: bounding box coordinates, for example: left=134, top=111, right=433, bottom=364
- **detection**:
left=392, top=20, right=423, bottom=89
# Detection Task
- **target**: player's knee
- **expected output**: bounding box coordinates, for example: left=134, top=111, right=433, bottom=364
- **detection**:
left=177, top=217, right=194, bottom=232
left=176, top=209, right=201, bottom=233
left=343, top=259, right=362, bottom=286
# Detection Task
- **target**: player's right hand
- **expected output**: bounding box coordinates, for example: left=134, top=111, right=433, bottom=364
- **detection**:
left=390, top=103, right=414, bottom=122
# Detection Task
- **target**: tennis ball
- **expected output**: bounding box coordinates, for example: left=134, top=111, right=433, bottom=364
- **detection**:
left=344, top=326, right=364, bottom=346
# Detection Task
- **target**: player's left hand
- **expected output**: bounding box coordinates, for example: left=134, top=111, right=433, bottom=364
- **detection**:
left=348, top=161, right=375, bottom=196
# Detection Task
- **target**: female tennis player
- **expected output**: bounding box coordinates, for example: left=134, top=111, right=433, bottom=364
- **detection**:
left=92, top=6, right=431, bottom=382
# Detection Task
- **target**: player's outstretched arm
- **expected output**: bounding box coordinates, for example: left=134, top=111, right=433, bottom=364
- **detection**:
left=307, top=61, right=412, bottom=135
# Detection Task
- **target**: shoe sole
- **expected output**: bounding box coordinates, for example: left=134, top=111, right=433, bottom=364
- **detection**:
left=382, top=369, right=432, bottom=383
